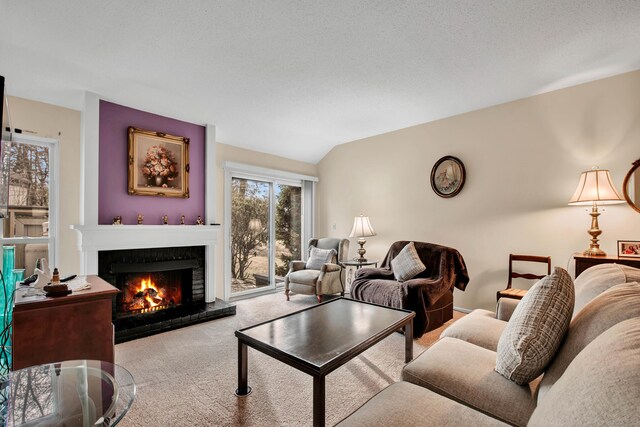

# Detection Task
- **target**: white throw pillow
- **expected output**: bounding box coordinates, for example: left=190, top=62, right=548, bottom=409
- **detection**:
left=495, top=267, right=574, bottom=385
left=391, top=242, right=426, bottom=282
left=306, top=247, right=336, bottom=270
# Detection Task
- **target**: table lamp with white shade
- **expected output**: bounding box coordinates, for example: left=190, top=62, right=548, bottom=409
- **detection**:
left=568, top=167, right=624, bottom=257
left=349, top=215, right=376, bottom=262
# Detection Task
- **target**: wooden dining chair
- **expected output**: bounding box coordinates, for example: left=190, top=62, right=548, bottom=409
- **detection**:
left=496, top=254, right=552, bottom=302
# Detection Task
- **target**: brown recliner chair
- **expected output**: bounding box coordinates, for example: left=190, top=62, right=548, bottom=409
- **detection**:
left=350, top=241, right=469, bottom=338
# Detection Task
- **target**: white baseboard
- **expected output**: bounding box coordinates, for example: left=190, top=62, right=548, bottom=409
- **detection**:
left=454, top=306, right=473, bottom=314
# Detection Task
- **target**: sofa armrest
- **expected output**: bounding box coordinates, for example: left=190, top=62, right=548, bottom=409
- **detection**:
left=440, top=309, right=506, bottom=352
left=496, top=297, right=520, bottom=321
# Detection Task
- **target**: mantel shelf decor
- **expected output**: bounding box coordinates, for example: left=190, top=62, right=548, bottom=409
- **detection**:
left=127, top=126, right=190, bottom=198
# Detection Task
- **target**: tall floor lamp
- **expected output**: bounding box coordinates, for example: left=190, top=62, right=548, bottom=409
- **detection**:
left=349, top=215, right=376, bottom=262
left=568, top=167, right=624, bottom=257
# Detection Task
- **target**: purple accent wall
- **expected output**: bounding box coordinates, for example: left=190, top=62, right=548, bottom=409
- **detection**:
left=98, top=100, right=206, bottom=225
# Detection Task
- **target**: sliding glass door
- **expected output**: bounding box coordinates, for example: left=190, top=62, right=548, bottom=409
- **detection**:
left=274, top=184, right=302, bottom=278
left=230, top=177, right=271, bottom=294
left=228, top=174, right=305, bottom=298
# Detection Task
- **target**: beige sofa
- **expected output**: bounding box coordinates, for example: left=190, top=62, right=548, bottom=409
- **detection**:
left=337, top=264, right=640, bottom=426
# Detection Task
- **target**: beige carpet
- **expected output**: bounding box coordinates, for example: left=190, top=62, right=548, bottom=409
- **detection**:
left=115, top=293, right=464, bottom=427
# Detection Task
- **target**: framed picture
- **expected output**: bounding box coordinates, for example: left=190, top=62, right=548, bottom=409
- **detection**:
left=430, top=155, right=466, bottom=198
left=127, top=127, right=190, bottom=198
left=618, top=240, right=640, bottom=258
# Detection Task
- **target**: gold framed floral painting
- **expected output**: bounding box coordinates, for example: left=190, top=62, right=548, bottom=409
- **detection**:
left=127, top=126, right=190, bottom=198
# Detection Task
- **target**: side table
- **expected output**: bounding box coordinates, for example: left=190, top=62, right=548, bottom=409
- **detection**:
left=574, top=253, right=640, bottom=277
left=12, top=275, right=118, bottom=370
left=340, top=260, right=379, bottom=292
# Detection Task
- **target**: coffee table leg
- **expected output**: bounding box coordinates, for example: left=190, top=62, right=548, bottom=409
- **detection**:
left=235, top=340, right=252, bottom=396
left=405, top=320, right=413, bottom=363
left=313, top=375, right=325, bottom=427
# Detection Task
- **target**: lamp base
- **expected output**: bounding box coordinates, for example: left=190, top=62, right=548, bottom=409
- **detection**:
left=356, top=238, right=367, bottom=262
left=582, top=203, right=607, bottom=257
left=583, top=247, right=607, bottom=257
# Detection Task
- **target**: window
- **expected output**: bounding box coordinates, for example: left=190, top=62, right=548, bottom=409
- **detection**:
left=224, top=163, right=316, bottom=299
left=0, top=134, right=58, bottom=285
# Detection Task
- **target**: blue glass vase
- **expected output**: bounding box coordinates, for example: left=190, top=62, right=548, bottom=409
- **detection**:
left=0, top=246, right=14, bottom=379
left=1, top=247, right=15, bottom=306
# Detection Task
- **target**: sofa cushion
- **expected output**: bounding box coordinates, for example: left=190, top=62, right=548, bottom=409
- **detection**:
left=573, top=263, right=640, bottom=317
left=402, top=337, right=537, bottom=426
left=537, top=281, right=640, bottom=402
left=390, top=242, right=426, bottom=281
left=495, top=267, right=574, bottom=385
left=528, top=318, right=640, bottom=426
left=440, top=309, right=506, bottom=351
left=305, top=247, right=336, bottom=270
left=336, top=381, right=510, bottom=427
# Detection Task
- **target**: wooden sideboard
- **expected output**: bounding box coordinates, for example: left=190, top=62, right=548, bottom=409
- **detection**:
left=12, top=275, right=118, bottom=370
left=574, top=254, right=640, bottom=278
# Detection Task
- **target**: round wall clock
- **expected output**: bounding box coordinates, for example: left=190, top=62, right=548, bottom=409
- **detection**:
left=430, top=155, right=466, bottom=198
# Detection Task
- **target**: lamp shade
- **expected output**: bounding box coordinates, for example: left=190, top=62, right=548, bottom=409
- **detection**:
left=349, top=215, right=376, bottom=238
left=568, top=169, right=624, bottom=205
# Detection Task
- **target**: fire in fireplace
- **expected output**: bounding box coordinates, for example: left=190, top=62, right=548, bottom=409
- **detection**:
left=111, top=258, right=199, bottom=319
left=121, top=273, right=182, bottom=315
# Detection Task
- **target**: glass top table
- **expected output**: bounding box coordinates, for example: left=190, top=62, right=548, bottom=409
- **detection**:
left=4, top=360, right=136, bottom=426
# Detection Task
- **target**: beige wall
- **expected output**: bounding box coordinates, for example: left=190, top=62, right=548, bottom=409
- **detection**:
left=6, top=96, right=81, bottom=276
left=317, top=70, right=640, bottom=311
left=214, top=142, right=317, bottom=298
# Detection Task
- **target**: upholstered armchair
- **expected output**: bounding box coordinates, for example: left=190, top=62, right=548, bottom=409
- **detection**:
left=351, top=241, right=469, bottom=338
left=284, top=237, right=349, bottom=302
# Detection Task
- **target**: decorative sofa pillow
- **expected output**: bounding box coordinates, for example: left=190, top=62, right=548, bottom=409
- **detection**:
left=306, top=247, right=336, bottom=270
left=391, top=242, right=426, bottom=282
left=495, top=267, right=574, bottom=385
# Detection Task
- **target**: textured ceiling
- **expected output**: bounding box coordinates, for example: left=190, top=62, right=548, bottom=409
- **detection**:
left=1, top=1, right=640, bottom=163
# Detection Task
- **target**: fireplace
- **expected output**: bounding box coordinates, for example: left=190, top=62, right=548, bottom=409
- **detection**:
left=98, top=246, right=234, bottom=343
left=112, top=258, right=199, bottom=318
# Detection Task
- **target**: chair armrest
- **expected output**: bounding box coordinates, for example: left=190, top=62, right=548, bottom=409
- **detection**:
left=288, top=261, right=307, bottom=273
left=321, top=263, right=341, bottom=273
left=496, top=297, right=519, bottom=321
left=354, top=267, right=394, bottom=280
left=404, top=277, right=452, bottom=306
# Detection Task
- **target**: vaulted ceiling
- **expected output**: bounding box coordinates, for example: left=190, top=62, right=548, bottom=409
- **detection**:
left=1, top=1, right=640, bottom=163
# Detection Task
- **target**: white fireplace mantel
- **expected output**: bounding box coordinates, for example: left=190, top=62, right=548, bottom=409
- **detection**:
left=71, top=225, right=220, bottom=252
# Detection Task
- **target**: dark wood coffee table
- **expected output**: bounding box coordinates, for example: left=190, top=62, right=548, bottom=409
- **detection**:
left=235, top=297, right=415, bottom=426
